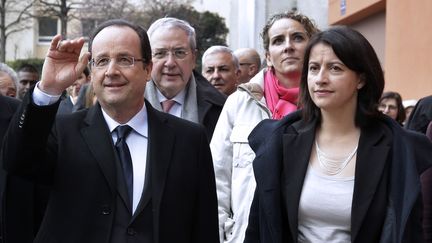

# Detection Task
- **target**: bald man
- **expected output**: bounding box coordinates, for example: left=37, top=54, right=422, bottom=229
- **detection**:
left=233, top=48, right=261, bottom=84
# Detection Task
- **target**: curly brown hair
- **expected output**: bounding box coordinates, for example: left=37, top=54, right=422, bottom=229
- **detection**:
left=261, top=11, right=319, bottom=53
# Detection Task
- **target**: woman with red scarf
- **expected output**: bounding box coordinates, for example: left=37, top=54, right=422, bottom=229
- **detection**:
left=210, top=11, right=319, bottom=243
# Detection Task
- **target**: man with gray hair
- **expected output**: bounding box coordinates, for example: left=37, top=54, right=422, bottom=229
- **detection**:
left=233, top=48, right=261, bottom=84
left=0, top=63, right=18, bottom=98
left=202, top=46, right=239, bottom=96
left=145, top=17, right=226, bottom=140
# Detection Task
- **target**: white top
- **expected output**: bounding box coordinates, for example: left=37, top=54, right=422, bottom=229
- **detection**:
left=298, top=166, right=354, bottom=243
left=33, top=82, right=149, bottom=214
left=210, top=70, right=271, bottom=243
left=156, top=87, right=186, bottom=117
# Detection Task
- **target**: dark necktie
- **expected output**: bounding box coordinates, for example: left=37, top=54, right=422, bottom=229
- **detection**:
left=114, top=125, right=134, bottom=208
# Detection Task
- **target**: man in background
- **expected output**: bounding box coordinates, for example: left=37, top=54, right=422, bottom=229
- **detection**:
left=233, top=48, right=261, bottom=84
left=145, top=17, right=226, bottom=140
left=17, top=64, right=39, bottom=100
left=202, top=46, right=239, bottom=96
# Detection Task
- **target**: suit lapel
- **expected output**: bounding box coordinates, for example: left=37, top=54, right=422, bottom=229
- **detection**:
left=80, top=105, right=118, bottom=198
left=351, top=125, right=390, bottom=241
left=131, top=102, right=175, bottom=235
left=281, top=121, right=316, bottom=240
left=197, top=97, right=211, bottom=124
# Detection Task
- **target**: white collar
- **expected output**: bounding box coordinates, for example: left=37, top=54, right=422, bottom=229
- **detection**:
left=101, top=104, right=148, bottom=138
left=156, top=87, right=186, bottom=105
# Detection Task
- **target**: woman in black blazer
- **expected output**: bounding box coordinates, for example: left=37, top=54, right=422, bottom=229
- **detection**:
left=244, top=26, right=432, bottom=243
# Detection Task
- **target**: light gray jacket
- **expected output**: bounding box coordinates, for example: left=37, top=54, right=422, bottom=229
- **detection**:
left=210, top=70, right=271, bottom=243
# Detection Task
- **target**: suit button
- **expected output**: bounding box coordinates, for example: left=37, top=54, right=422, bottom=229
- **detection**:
left=101, top=205, right=111, bottom=215
left=127, top=227, right=136, bottom=236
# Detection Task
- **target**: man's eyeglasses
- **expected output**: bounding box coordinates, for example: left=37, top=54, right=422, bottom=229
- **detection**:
left=91, top=56, right=145, bottom=69
left=152, top=48, right=189, bottom=60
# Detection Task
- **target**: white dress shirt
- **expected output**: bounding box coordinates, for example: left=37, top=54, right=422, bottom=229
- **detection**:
left=156, top=87, right=186, bottom=117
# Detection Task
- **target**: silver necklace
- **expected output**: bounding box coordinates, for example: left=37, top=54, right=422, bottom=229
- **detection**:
left=315, top=140, right=358, bottom=175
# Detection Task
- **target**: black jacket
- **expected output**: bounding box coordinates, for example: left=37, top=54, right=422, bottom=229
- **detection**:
left=192, top=70, right=226, bottom=140
left=2, top=90, right=219, bottom=243
left=245, top=111, right=432, bottom=243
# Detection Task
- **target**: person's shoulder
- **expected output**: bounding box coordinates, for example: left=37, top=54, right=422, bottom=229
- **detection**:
left=0, top=95, right=21, bottom=110
left=55, top=106, right=90, bottom=128
left=249, top=110, right=303, bottom=149
left=380, top=115, right=432, bottom=156
left=418, top=95, right=432, bottom=105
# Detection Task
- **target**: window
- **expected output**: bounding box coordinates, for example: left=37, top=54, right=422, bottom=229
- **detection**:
left=81, top=19, right=98, bottom=39
left=38, top=17, right=58, bottom=42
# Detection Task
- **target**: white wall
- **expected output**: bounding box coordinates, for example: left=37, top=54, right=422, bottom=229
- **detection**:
left=297, top=0, right=329, bottom=30
left=193, top=0, right=329, bottom=61
left=4, top=1, right=37, bottom=61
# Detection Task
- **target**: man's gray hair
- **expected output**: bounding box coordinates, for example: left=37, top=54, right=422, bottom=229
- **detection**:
left=202, top=45, right=239, bottom=70
left=147, top=17, right=197, bottom=51
left=0, top=62, right=19, bottom=87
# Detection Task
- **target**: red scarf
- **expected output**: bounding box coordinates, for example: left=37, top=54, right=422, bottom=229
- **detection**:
left=264, top=69, right=299, bottom=120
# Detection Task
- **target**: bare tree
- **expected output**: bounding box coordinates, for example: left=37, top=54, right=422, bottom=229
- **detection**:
left=36, top=0, right=86, bottom=38
left=37, top=0, right=138, bottom=39
left=0, top=0, right=35, bottom=62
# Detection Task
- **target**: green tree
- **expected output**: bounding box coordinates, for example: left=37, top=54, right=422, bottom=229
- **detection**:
left=131, top=0, right=228, bottom=70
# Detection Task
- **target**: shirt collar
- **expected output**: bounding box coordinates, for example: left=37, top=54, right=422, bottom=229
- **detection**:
left=156, top=87, right=186, bottom=105
left=101, top=104, right=148, bottom=138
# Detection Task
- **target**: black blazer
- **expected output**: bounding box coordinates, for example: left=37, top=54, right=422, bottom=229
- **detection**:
left=245, top=111, right=432, bottom=243
left=2, top=91, right=219, bottom=243
left=57, top=96, right=74, bottom=115
left=0, top=95, right=49, bottom=243
left=194, top=70, right=226, bottom=140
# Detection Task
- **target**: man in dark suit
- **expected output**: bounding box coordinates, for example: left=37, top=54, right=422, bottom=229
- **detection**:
left=144, top=17, right=226, bottom=141
left=2, top=19, right=219, bottom=243
left=1, top=94, right=49, bottom=243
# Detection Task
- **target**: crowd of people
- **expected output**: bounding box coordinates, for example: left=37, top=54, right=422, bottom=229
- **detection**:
left=0, top=10, right=431, bottom=243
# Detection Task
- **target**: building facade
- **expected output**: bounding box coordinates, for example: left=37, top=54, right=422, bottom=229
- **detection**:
left=329, top=0, right=432, bottom=99
left=193, top=0, right=328, bottom=61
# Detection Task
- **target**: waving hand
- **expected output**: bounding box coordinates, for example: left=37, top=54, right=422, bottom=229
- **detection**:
left=39, top=34, right=91, bottom=95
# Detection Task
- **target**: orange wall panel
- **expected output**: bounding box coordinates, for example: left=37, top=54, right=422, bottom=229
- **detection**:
left=329, top=0, right=385, bottom=24
left=385, top=0, right=432, bottom=99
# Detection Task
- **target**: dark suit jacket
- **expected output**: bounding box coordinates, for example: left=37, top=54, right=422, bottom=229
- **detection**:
left=2, top=90, right=219, bottom=243
left=244, top=111, right=432, bottom=243
left=57, top=96, right=74, bottom=115
left=193, top=70, right=226, bottom=140
left=405, top=95, right=432, bottom=134
left=0, top=95, right=49, bottom=243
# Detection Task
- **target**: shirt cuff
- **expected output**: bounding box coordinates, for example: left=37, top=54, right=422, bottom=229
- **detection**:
left=32, top=82, right=62, bottom=106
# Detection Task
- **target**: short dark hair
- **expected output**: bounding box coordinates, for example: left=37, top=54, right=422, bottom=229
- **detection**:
left=261, top=11, right=319, bottom=54
left=299, top=26, right=384, bottom=127
left=17, top=63, right=39, bottom=74
left=88, top=19, right=152, bottom=66
left=379, top=91, right=406, bottom=124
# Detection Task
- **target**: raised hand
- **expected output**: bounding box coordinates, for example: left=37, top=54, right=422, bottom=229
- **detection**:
left=39, top=34, right=91, bottom=95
